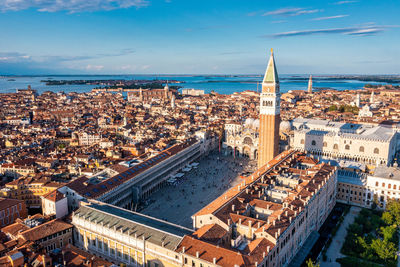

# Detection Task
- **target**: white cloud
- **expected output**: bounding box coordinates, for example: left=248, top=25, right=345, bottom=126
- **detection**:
left=263, top=7, right=321, bottom=17
left=0, top=0, right=149, bottom=12
left=334, top=1, right=358, bottom=5
left=0, top=52, right=31, bottom=62
left=266, top=25, right=397, bottom=38
left=85, top=64, right=104, bottom=71
left=311, top=15, right=348, bottom=21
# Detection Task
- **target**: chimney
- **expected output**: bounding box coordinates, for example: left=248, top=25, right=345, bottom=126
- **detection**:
left=285, top=211, right=288, bottom=216
left=182, top=246, right=185, bottom=253
left=257, top=222, right=260, bottom=228
left=278, top=229, right=281, bottom=235
left=263, top=252, right=265, bottom=258
left=196, top=251, right=200, bottom=258
left=232, top=205, right=235, bottom=212
left=213, top=258, right=217, bottom=264
left=275, top=232, right=278, bottom=239
left=278, top=214, right=281, bottom=220
left=239, top=218, right=242, bottom=225
left=273, top=220, right=275, bottom=226
left=228, top=219, right=231, bottom=226
left=255, top=262, right=258, bottom=266
left=267, top=246, right=270, bottom=252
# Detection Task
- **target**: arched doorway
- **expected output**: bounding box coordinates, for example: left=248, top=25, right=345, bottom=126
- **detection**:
left=243, top=145, right=251, bottom=158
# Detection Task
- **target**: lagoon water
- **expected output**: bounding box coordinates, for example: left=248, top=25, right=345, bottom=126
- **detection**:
left=0, top=75, right=397, bottom=95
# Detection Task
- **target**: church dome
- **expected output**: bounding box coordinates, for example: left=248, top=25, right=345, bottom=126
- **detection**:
left=252, top=119, right=260, bottom=129
left=244, top=118, right=255, bottom=127
left=280, top=120, right=292, bottom=133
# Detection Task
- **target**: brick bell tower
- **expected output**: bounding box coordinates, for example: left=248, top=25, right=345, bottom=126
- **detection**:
left=258, top=48, right=280, bottom=168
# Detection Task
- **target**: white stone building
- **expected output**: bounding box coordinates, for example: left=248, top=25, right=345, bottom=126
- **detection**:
left=366, top=166, right=400, bottom=208
left=223, top=118, right=260, bottom=160
left=41, top=189, right=69, bottom=218
left=292, top=118, right=399, bottom=166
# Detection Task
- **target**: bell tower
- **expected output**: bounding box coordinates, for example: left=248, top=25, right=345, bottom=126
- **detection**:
left=258, top=48, right=280, bottom=168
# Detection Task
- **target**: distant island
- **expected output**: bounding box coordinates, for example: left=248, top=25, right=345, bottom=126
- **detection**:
left=40, top=79, right=184, bottom=87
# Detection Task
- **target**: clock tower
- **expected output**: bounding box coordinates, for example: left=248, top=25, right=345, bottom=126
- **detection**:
left=258, top=49, right=280, bottom=168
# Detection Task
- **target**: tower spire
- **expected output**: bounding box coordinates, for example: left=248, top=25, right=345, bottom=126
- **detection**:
left=262, top=49, right=279, bottom=91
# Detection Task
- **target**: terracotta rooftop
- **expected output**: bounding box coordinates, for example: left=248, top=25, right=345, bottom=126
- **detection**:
left=193, top=224, right=228, bottom=244
left=42, top=190, right=65, bottom=202
left=19, top=219, right=72, bottom=242
left=176, top=236, right=248, bottom=267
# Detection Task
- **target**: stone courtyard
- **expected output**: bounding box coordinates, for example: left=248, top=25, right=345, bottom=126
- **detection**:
left=140, top=151, right=257, bottom=228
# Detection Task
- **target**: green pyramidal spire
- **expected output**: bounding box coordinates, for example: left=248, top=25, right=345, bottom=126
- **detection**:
left=263, top=48, right=279, bottom=84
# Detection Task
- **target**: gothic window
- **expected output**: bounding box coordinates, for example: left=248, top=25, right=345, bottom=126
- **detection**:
left=323, top=142, right=327, bottom=147
left=374, top=148, right=379, bottom=154
left=300, top=139, right=305, bottom=145
left=359, top=146, right=364, bottom=152
left=311, top=140, right=316, bottom=146
left=345, top=144, right=350, bottom=150
left=333, top=144, right=339, bottom=150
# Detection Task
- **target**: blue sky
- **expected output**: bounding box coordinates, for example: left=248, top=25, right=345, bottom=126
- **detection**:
left=0, top=0, right=399, bottom=74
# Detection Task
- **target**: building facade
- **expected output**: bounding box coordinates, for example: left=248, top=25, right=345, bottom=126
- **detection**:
left=0, top=177, right=61, bottom=209
left=72, top=202, right=193, bottom=267
left=0, top=198, right=28, bottom=227
left=224, top=119, right=259, bottom=160
left=61, top=139, right=203, bottom=212
left=292, top=118, right=398, bottom=166
left=41, top=190, right=69, bottom=218
left=127, top=84, right=177, bottom=103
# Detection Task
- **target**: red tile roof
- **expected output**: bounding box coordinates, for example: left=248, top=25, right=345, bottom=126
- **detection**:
left=42, top=190, right=65, bottom=202
left=66, top=139, right=198, bottom=199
